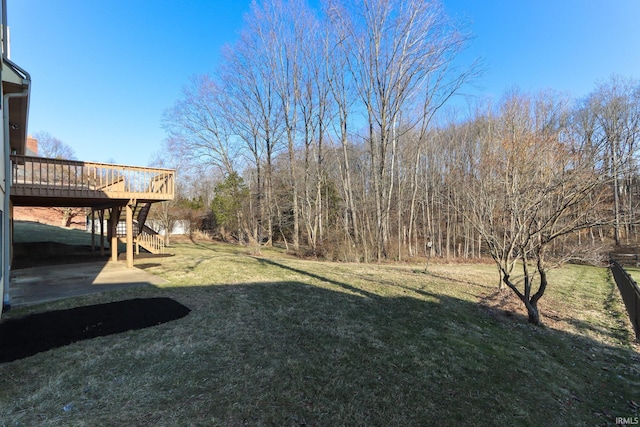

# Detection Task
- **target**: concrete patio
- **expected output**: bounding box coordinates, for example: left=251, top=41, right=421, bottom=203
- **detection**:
left=9, top=261, right=168, bottom=307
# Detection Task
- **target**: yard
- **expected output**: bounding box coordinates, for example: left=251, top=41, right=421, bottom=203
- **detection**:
left=0, top=234, right=639, bottom=426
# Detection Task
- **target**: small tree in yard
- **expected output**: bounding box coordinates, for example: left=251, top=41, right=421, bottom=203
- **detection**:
left=148, top=196, right=208, bottom=245
left=460, top=90, right=612, bottom=325
left=211, top=172, right=250, bottom=243
left=149, top=201, right=180, bottom=246
left=32, top=132, right=85, bottom=227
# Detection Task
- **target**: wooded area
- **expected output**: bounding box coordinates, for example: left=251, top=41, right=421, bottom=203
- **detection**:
left=157, top=0, right=640, bottom=316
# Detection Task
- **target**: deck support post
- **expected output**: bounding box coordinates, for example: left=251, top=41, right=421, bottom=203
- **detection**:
left=91, top=210, right=95, bottom=252
left=110, top=206, right=120, bottom=263
left=99, top=209, right=105, bottom=256
left=126, top=201, right=133, bottom=268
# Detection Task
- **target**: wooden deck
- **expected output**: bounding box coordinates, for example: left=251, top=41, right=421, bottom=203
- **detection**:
left=10, top=155, right=174, bottom=207
left=9, top=155, right=175, bottom=268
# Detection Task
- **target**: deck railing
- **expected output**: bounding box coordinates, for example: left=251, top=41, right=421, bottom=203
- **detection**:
left=10, top=155, right=174, bottom=200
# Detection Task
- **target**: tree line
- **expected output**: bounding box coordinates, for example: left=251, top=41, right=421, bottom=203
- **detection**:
left=158, top=0, right=640, bottom=320
left=161, top=0, right=474, bottom=258
left=155, top=0, right=640, bottom=324
left=161, top=0, right=639, bottom=260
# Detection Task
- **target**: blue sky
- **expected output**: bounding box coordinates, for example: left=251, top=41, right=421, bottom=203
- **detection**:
left=7, top=0, right=640, bottom=166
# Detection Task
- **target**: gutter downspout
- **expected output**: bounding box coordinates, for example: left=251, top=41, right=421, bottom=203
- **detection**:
left=1, top=46, right=31, bottom=310
left=0, top=0, right=31, bottom=312
left=0, top=0, right=31, bottom=311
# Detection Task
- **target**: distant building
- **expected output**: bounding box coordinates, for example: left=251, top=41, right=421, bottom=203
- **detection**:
left=25, top=136, right=37, bottom=156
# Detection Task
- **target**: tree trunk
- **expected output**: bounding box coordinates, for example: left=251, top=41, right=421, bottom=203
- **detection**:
left=525, top=300, right=541, bottom=325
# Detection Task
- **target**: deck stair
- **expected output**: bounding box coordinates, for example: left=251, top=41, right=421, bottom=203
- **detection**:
left=136, top=224, right=165, bottom=255
left=115, top=202, right=164, bottom=254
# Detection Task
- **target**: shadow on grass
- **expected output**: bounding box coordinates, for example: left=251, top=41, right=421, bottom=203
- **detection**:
left=139, top=280, right=638, bottom=426
left=0, top=298, right=190, bottom=363
left=1, top=259, right=638, bottom=425
left=136, top=263, right=163, bottom=270
left=253, top=257, right=378, bottom=299
left=189, top=236, right=220, bottom=252
left=423, top=270, right=490, bottom=289
left=545, top=277, right=637, bottom=344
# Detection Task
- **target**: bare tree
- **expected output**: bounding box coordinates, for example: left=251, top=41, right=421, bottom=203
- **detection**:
left=162, top=75, right=239, bottom=176
left=299, top=7, right=333, bottom=254
left=31, top=132, right=83, bottom=227
left=584, top=75, right=640, bottom=246
left=157, top=0, right=501, bottom=263
left=218, top=2, right=290, bottom=246
left=242, top=0, right=323, bottom=251
left=327, top=0, right=473, bottom=260
left=147, top=152, right=186, bottom=245
left=32, top=131, right=76, bottom=160
left=324, top=6, right=363, bottom=260
left=460, top=90, right=611, bottom=325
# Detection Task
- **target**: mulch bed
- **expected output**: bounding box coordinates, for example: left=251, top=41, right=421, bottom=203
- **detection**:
left=0, top=298, right=190, bottom=363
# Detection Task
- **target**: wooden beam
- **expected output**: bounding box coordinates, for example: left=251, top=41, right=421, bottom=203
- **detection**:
left=126, top=202, right=133, bottom=268
left=110, top=206, right=120, bottom=263
left=99, top=209, right=105, bottom=256
left=91, top=209, right=95, bottom=252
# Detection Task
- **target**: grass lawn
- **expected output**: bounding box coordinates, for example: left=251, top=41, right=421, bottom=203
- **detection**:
left=12, top=221, right=94, bottom=246
left=623, top=266, right=640, bottom=289
left=1, top=237, right=639, bottom=426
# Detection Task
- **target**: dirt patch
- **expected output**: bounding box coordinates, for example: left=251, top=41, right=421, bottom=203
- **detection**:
left=0, top=298, right=190, bottom=363
left=479, top=289, right=530, bottom=322
left=479, top=288, right=568, bottom=329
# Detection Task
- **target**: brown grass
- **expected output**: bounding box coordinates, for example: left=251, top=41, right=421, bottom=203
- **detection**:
left=0, top=234, right=638, bottom=426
